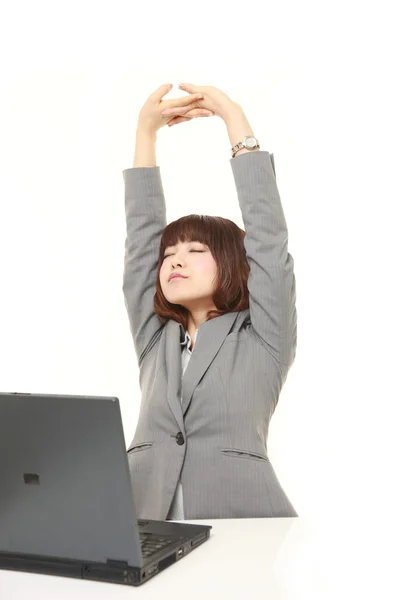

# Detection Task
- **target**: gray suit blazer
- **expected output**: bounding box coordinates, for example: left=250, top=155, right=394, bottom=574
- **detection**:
left=122, top=150, right=298, bottom=520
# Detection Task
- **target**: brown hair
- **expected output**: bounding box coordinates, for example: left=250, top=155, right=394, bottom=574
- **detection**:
left=154, top=214, right=250, bottom=331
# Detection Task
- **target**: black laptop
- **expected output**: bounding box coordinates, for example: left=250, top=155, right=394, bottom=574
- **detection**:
left=0, top=392, right=212, bottom=586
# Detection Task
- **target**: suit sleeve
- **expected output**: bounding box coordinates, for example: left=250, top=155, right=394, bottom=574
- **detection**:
left=122, top=166, right=167, bottom=367
left=229, top=151, right=297, bottom=370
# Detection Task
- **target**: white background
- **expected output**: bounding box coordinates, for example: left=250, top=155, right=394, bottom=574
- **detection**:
left=0, top=0, right=399, bottom=591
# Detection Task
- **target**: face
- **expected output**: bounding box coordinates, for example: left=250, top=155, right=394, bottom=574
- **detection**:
left=160, top=240, right=219, bottom=311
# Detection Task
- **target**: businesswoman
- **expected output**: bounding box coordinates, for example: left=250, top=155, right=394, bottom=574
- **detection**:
left=122, top=83, right=298, bottom=520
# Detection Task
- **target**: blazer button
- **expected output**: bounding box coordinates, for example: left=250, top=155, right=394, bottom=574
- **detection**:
left=175, top=432, right=185, bottom=446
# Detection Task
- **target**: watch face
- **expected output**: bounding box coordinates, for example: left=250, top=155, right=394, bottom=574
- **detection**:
left=245, top=136, right=257, bottom=148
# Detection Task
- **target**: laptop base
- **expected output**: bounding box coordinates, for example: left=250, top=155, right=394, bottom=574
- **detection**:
left=0, top=526, right=211, bottom=586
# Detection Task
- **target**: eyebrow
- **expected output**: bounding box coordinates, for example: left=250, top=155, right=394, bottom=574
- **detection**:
left=165, top=241, right=205, bottom=250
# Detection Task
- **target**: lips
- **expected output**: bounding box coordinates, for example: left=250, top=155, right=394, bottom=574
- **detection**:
left=169, top=274, right=187, bottom=281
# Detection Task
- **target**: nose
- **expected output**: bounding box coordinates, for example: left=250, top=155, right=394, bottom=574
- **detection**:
left=172, top=258, right=184, bottom=267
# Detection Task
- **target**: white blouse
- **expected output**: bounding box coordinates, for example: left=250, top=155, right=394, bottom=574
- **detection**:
left=166, top=327, right=199, bottom=520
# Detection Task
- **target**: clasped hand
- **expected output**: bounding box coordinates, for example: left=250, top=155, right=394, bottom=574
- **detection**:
left=138, top=82, right=238, bottom=134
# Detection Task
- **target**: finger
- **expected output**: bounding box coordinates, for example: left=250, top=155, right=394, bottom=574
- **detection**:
left=178, top=83, right=194, bottom=92
left=168, top=112, right=213, bottom=127
left=168, top=116, right=190, bottom=127
left=152, top=83, right=173, bottom=101
left=185, top=109, right=214, bottom=117
left=161, top=99, right=205, bottom=116
left=165, top=109, right=211, bottom=119
left=162, top=93, right=204, bottom=111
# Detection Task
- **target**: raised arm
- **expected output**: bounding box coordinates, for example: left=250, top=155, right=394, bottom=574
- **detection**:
left=226, top=105, right=297, bottom=369
left=122, top=84, right=215, bottom=366
left=122, top=126, right=167, bottom=367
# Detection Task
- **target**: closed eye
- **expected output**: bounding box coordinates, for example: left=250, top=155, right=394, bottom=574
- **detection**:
left=164, top=250, right=204, bottom=259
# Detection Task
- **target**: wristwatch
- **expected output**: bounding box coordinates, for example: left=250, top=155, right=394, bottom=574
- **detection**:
left=231, top=135, right=260, bottom=158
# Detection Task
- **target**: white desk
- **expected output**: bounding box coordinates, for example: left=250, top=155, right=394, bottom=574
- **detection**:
left=0, top=516, right=395, bottom=598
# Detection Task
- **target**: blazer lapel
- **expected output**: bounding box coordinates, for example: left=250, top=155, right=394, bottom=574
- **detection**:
left=165, top=311, right=245, bottom=425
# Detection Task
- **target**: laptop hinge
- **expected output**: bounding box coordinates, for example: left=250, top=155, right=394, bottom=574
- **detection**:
left=106, top=559, right=129, bottom=568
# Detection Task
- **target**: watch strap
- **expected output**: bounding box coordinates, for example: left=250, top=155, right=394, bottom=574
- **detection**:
left=231, top=136, right=260, bottom=158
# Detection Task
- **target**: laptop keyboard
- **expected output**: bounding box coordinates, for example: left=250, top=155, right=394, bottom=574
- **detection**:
left=139, top=533, right=177, bottom=558
left=137, top=520, right=178, bottom=558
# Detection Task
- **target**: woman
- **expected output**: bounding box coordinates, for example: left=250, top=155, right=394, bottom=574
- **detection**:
left=122, top=83, right=298, bottom=520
